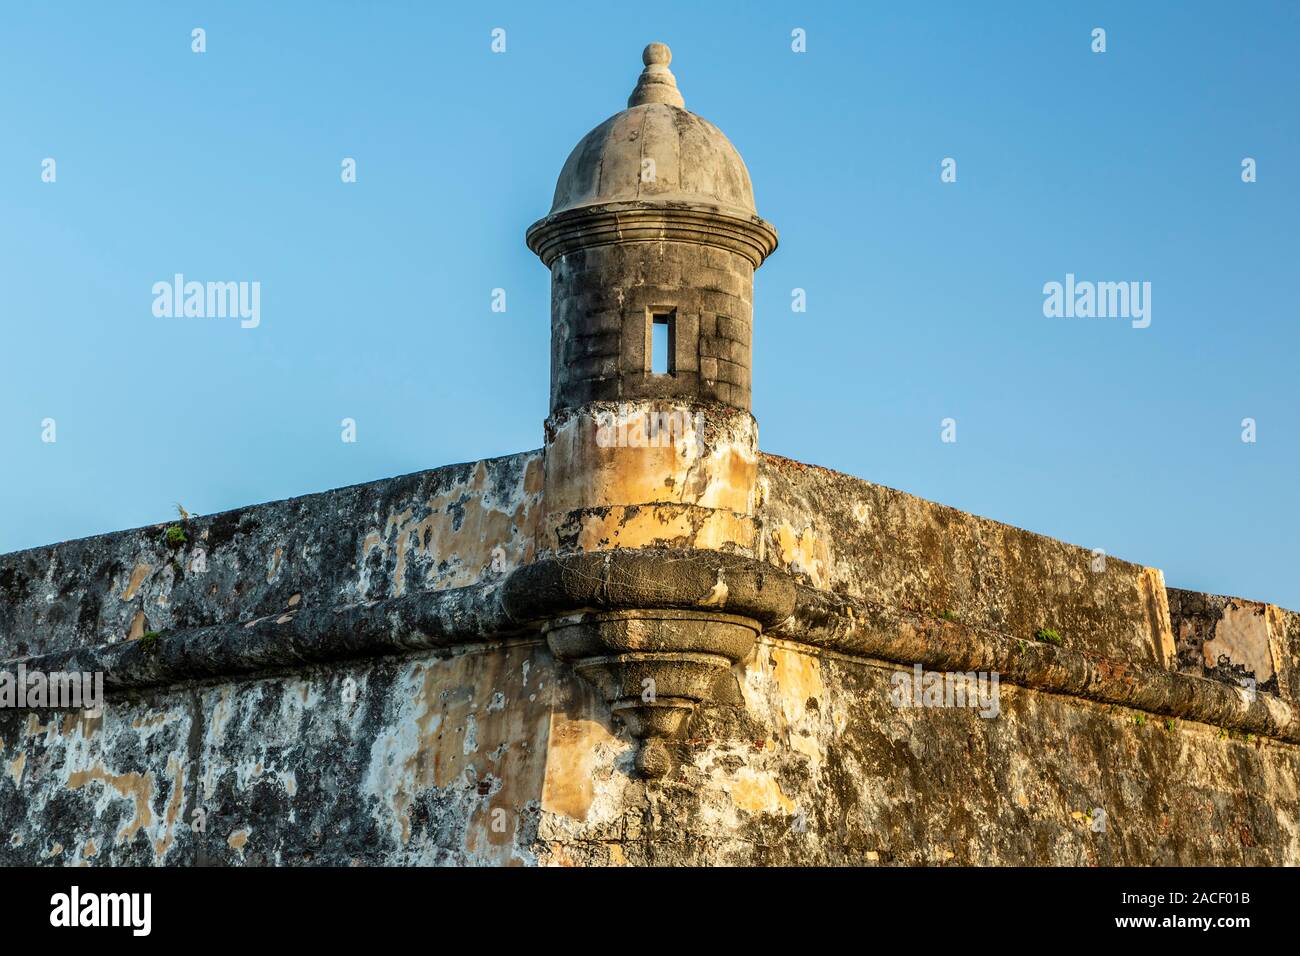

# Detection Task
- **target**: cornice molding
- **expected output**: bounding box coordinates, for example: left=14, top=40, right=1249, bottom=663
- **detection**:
left=526, top=201, right=780, bottom=269
left=11, top=557, right=1296, bottom=777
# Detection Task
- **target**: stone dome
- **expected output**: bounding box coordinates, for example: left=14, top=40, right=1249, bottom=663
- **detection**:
left=547, top=43, right=759, bottom=219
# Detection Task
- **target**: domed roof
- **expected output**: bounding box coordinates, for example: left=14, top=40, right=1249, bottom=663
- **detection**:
left=547, top=44, right=758, bottom=219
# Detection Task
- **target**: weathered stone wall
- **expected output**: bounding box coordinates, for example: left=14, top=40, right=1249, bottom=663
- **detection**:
left=1168, top=588, right=1295, bottom=700
left=2, top=452, right=1297, bottom=865
left=0, top=452, right=542, bottom=660
left=541, top=402, right=759, bottom=555
left=536, top=634, right=1300, bottom=865
left=756, top=454, right=1175, bottom=668
left=2, top=640, right=566, bottom=865
left=7, top=631, right=1295, bottom=866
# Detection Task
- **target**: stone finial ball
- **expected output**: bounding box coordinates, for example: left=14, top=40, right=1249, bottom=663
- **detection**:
left=634, top=739, right=673, bottom=779
left=643, top=42, right=671, bottom=67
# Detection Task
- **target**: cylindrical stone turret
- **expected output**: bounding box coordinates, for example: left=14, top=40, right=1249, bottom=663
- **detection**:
left=528, top=43, right=777, bottom=416
left=527, top=42, right=778, bottom=560
left=515, top=43, right=787, bottom=779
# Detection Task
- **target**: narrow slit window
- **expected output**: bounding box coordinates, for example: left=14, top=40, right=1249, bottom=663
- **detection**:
left=651, top=311, right=675, bottom=375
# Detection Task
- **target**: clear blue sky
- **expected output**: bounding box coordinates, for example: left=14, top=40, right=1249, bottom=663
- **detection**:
left=2, top=2, right=1297, bottom=608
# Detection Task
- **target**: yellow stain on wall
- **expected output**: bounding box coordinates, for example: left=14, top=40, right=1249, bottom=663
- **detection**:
left=771, top=522, right=830, bottom=589
left=730, top=767, right=795, bottom=815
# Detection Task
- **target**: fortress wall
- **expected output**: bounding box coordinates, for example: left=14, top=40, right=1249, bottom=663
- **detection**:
left=753, top=453, right=1297, bottom=711
left=2, top=453, right=1297, bottom=866
left=0, top=451, right=542, bottom=660
left=5, top=624, right=1296, bottom=866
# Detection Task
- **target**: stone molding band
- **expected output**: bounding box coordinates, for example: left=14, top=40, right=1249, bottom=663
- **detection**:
left=501, top=549, right=794, bottom=627
left=526, top=201, right=780, bottom=269
left=4, top=553, right=1297, bottom=747
left=782, top=584, right=1300, bottom=744
left=5, top=582, right=518, bottom=694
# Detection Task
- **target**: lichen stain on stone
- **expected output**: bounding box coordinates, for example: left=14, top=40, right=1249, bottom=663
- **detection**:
left=557, top=504, right=755, bottom=555
left=62, top=711, right=103, bottom=736
left=1205, top=602, right=1275, bottom=684
left=771, top=647, right=824, bottom=724
left=266, top=546, right=283, bottom=583
left=122, top=562, right=151, bottom=600
left=363, top=643, right=554, bottom=859
left=770, top=521, right=830, bottom=589
left=359, top=457, right=542, bottom=598
left=152, top=756, right=186, bottom=859
left=540, top=712, right=622, bottom=821
left=735, top=639, right=831, bottom=780
left=544, top=406, right=757, bottom=513
left=775, top=648, right=826, bottom=768
left=729, top=767, right=796, bottom=814
left=1266, top=605, right=1292, bottom=698
left=130, top=713, right=170, bottom=731
left=23, top=714, right=49, bottom=738
left=1140, top=567, right=1176, bottom=666
left=522, top=455, right=545, bottom=499
left=209, top=687, right=233, bottom=747
left=18, top=698, right=192, bottom=869
left=65, top=765, right=155, bottom=845
left=541, top=404, right=759, bottom=555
